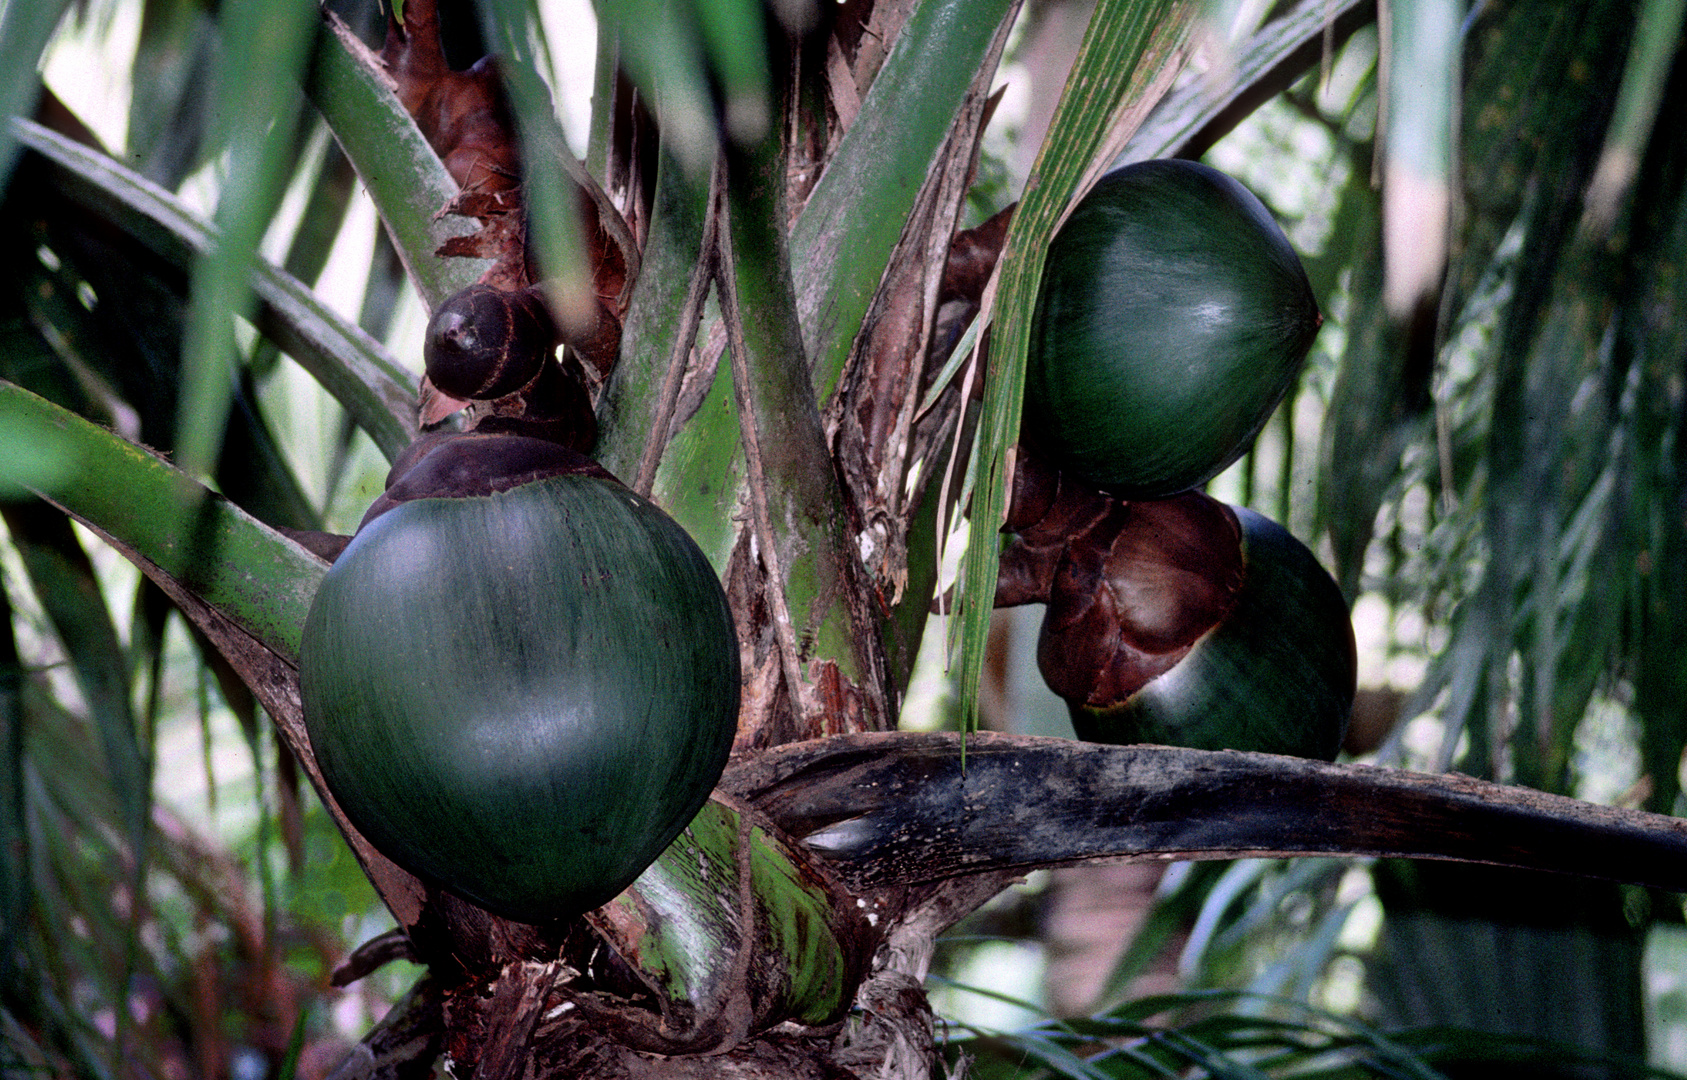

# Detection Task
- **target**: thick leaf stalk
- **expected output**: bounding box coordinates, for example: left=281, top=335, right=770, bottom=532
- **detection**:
left=583, top=798, right=868, bottom=1054
left=634, top=0, right=1027, bottom=578
left=719, top=140, right=892, bottom=738
left=305, top=11, right=490, bottom=307
left=594, top=153, right=715, bottom=489
left=0, top=380, right=324, bottom=662
left=792, top=0, right=1019, bottom=403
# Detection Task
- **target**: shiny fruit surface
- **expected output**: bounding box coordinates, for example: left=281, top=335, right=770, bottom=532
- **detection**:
left=1024, top=159, right=1320, bottom=497
left=301, top=474, right=740, bottom=923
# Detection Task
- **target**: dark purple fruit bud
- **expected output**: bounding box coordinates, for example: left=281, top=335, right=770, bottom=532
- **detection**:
left=424, top=283, right=556, bottom=401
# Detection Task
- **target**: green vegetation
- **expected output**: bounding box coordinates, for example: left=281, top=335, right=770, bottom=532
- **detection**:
left=1, top=0, right=1685, bottom=1077
left=303, top=467, right=738, bottom=923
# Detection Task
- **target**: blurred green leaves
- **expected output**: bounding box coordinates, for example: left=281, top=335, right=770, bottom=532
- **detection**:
left=476, top=0, right=595, bottom=323
left=0, top=0, right=72, bottom=185
left=593, top=0, right=776, bottom=172
left=1344, top=0, right=1687, bottom=803
left=11, top=118, right=416, bottom=463
left=944, top=986, right=1678, bottom=1079
left=0, top=586, right=21, bottom=991
left=1583, top=0, right=1687, bottom=234
left=1378, top=0, right=1458, bottom=317
left=176, top=0, right=320, bottom=479
left=3, top=503, right=150, bottom=849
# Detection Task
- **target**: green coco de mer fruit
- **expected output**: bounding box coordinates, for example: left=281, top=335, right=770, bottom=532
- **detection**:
left=1061, top=502, right=1355, bottom=760
left=301, top=462, right=740, bottom=924
left=1024, top=159, right=1321, bottom=497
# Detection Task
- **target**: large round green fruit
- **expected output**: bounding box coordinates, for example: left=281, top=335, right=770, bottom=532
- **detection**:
left=301, top=473, right=740, bottom=924
left=1024, top=159, right=1321, bottom=497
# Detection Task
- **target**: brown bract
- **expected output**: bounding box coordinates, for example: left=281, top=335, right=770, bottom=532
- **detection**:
left=939, top=202, right=1013, bottom=307
left=996, top=453, right=1244, bottom=710
left=380, top=8, right=518, bottom=196
left=381, top=0, right=629, bottom=374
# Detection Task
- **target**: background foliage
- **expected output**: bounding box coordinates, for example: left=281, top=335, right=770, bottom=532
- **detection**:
left=1, top=0, right=1685, bottom=1077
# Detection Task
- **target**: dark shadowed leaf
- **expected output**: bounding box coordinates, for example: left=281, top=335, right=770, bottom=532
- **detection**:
left=13, top=120, right=416, bottom=461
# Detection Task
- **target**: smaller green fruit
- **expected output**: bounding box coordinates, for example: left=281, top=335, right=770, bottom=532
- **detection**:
left=1037, top=493, right=1353, bottom=759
